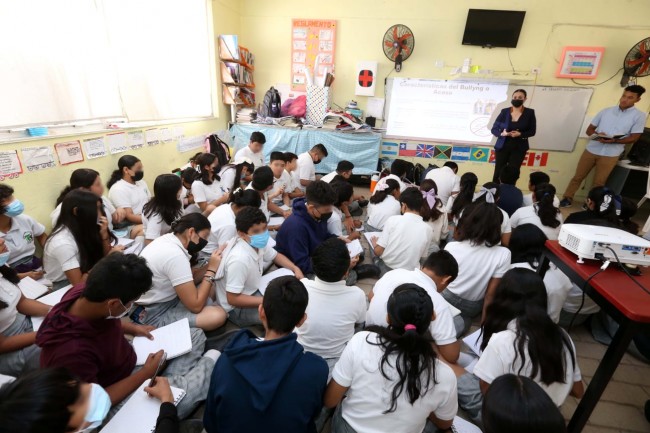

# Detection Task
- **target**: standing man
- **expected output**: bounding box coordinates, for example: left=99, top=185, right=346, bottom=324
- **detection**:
left=235, top=131, right=266, bottom=180
left=561, top=85, right=647, bottom=207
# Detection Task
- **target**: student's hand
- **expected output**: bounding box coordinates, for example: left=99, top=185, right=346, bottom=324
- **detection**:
left=114, top=208, right=127, bottom=223
left=144, top=376, right=174, bottom=404
left=98, top=216, right=110, bottom=235
left=349, top=255, right=360, bottom=270
left=353, top=220, right=362, bottom=229
left=207, top=248, right=224, bottom=272
left=509, top=130, right=521, bottom=138
left=142, top=350, right=166, bottom=377
left=343, top=217, right=355, bottom=233
left=371, top=236, right=378, bottom=247
left=109, top=245, right=125, bottom=255
left=348, top=231, right=361, bottom=241
left=293, top=267, right=304, bottom=280
left=268, top=224, right=281, bottom=231
left=28, top=270, right=44, bottom=280
left=282, top=210, right=292, bottom=218
left=133, top=324, right=156, bottom=340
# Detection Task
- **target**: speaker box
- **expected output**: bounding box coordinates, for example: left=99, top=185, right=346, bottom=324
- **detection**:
left=627, top=127, right=650, bottom=167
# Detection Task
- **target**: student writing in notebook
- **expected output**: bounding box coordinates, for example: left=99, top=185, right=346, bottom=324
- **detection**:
left=36, top=254, right=218, bottom=419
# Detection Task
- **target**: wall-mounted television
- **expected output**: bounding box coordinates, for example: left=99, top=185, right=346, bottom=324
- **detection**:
left=461, top=9, right=526, bottom=48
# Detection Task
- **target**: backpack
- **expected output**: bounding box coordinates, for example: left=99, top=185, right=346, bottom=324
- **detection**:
left=205, top=134, right=231, bottom=167
left=412, top=163, right=426, bottom=186
left=420, top=163, right=439, bottom=184
left=260, top=87, right=281, bottom=118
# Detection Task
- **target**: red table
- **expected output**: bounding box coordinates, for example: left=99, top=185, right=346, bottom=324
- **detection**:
left=539, top=240, right=650, bottom=433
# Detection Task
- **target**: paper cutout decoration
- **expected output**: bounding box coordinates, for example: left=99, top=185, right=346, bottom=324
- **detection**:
left=380, top=141, right=399, bottom=157
left=470, top=147, right=489, bottom=162
left=355, top=61, right=378, bottom=96
left=0, top=150, right=23, bottom=180
left=54, top=141, right=84, bottom=166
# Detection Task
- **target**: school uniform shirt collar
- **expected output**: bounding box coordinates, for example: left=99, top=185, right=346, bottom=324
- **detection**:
left=506, top=319, right=518, bottom=332
left=163, top=233, right=191, bottom=260
left=413, top=268, right=435, bottom=286
left=310, top=277, right=349, bottom=295
left=402, top=212, right=424, bottom=223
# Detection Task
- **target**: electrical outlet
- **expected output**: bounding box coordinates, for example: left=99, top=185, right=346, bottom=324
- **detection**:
left=531, top=67, right=541, bottom=75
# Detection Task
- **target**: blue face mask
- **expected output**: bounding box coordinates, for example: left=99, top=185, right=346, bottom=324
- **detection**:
left=4, top=199, right=24, bottom=217
left=79, top=384, right=111, bottom=432
left=0, top=251, right=10, bottom=267
left=249, top=230, right=270, bottom=249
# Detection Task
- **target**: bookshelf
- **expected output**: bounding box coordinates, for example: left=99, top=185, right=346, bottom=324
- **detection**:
left=218, top=35, right=255, bottom=122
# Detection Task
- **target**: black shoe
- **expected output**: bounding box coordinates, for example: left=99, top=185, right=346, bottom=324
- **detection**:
left=354, top=264, right=380, bottom=280
left=358, top=199, right=369, bottom=208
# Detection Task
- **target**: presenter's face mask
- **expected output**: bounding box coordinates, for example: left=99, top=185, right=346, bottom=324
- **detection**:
left=511, top=99, right=524, bottom=107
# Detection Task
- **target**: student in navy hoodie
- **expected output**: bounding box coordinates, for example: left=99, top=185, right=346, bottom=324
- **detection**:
left=497, top=165, right=523, bottom=217
left=203, top=275, right=328, bottom=433
left=275, top=181, right=337, bottom=276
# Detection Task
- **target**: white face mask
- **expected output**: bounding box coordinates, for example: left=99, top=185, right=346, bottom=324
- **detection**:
left=106, top=299, right=132, bottom=320
left=77, top=384, right=111, bottom=432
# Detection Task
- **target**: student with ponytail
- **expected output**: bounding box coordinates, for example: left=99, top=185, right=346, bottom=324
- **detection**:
left=446, top=172, right=478, bottom=240
left=142, top=174, right=184, bottom=245
left=52, top=168, right=126, bottom=231
left=420, top=179, right=448, bottom=252
left=472, top=182, right=512, bottom=246
left=564, top=186, right=623, bottom=228
left=325, top=283, right=458, bottom=433
left=455, top=268, right=583, bottom=422
left=218, top=157, right=254, bottom=194
left=365, top=178, right=401, bottom=232
left=510, top=183, right=563, bottom=240
left=107, top=155, right=150, bottom=232
left=191, top=153, right=228, bottom=214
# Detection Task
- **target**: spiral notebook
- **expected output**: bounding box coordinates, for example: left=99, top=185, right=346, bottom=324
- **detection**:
left=101, top=382, right=185, bottom=433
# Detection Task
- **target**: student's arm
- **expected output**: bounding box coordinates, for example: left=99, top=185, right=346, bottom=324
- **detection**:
left=479, top=379, right=490, bottom=395
left=282, top=192, right=291, bottom=207
left=427, top=413, right=453, bottom=431
left=106, top=350, right=165, bottom=405
left=226, top=291, right=263, bottom=308
left=437, top=341, right=461, bottom=364
left=144, top=377, right=179, bottom=433
left=300, top=179, right=311, bottom=187
left=122, top=321, right=156, bottom=339
left=36, top=232, right=48, bottom=247
left=64, top=268, right=87, bottom=286
left=481, top=277, right=501, bottom=322
left=272, top=252, right=304, bottom=280
left=323, top=379, right=349, bottom=409
left=367, top=289, right=374, bottom=302
left=123, top=207, right=143, bottom=224
left=341, top=203, right=355, bottom=233
left=0, top=332, right=36, bottom=354
left=268, top=201, right=290, bottom=218
left=286, top=227, right=314, bottom=275
left=371, top=236, right=385, bottom=257
left=500, top=232, right=511, bottom=246
left=570, top=380, right=585, bottom=398
left=175, top=251, right=222, bottom=313
left=16, top=295, right=50, bottom=317
left=288, top=187, right=304, bottom=199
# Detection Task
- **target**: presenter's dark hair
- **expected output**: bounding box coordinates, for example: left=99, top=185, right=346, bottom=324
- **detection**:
left=513, top=88, right=527, bottom=97
left=625, top=84, right=646, bottom=97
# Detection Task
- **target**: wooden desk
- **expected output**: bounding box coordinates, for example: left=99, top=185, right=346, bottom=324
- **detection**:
left=539, top=241, right=650, bottom=433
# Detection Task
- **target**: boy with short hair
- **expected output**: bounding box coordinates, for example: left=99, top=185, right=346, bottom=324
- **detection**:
left=204, top=276, right=328, bottom=433
left=235, top=131, right=266, bottom=173
left=322, top=160, right=367, bottom=218
left=275, top=181, right=337, bottom=276
left=297, top=144, right=328, bottom=191
left=497, top=165, right=523, bottom=216
left=425, top=161, right=460, bottom=206
left=284, top=152, right=304, bottom=199
left=523, top=171, right=560, bottom=207
left=268, top=151, right=292, bottom=208
left=321, top=160, right=355, bottom=183
left=217, top=207, right=303, bottom=327
left=366, top=250, right=461, bottom=363
left=296, top=238, right=367, bottom=373
left=246, top=166, right=290, bottom=223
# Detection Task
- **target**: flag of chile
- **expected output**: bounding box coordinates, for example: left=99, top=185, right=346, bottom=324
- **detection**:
left=358, top=69, right=374, bottom=87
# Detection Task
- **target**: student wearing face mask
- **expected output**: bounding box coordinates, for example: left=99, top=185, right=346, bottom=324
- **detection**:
left=0, top=184, right=48, bottom=280
left=43, top=190, right=124, bottom=290
left=296, top=144, right=328, bottom=191
left=491, top=89, right=537, bottom=183
left=191, top=152, right=229, bottom=215
left=216, top=207, right=303, bottom=327
left=142, top=174, right=184, bottom=245
left=136, top=213, right=227, bottom=331
left=275, top=181, right=338, bottom=276
left=0, top=237, right=50, bottom=377
left=107, top=155, right=150, bottom=237
left=36, top=253, right=218, bottom=421
left=0, top=368, right=180, bottom=433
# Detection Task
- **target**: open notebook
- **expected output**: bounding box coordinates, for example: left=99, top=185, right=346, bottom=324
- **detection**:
left=451, top=416, right=482, bottom=433
left=259, top=268, right=295, bottom=295
left=30, top=284, right=74, bottom=332
left=18, top=277, right=49, bottom=299
left=133, top=318, right=193, bottom=366
left=101, top=382, right=185, bottom=433
left=462, top=328, right=483, bottom=357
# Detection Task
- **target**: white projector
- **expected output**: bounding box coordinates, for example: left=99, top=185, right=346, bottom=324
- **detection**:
left=558, top=224, right=650, bottom=266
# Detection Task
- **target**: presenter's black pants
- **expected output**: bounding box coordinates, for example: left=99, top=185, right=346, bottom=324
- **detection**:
left=493, top=139, right=528, bottom=183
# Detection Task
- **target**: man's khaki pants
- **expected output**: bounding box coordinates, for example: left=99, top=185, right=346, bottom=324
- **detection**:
left=563, top=150, right=620, bottom=199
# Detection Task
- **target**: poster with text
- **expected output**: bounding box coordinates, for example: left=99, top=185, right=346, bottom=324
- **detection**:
left=21, top=146, right=56, bottom=172
left=106, top=132, right=128, bottom=154
left=0, top=150, right=23, bottom=180
left=291, top=19, right=337, bottom=92
left=83, top=137, right=107, bottom=159
left=54, top=141, right=84, bottom=166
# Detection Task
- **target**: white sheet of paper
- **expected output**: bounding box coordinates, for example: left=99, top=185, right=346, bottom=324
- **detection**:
left=259, top=268, right=295, bottom=295
left=347, top=239, right=364, bottom=258
left=462, top=328, right=483, bottom=356
left=146, top=129, right=161, bottom=146
left=363, top=231, right=382, bottom=248
left=452, top=416, right=482, bottom=433
left=0, top=373, right=15, bottom=387
left=268, top=216, right=285, bottom=226
left=366, top=97, right=386, bottom=119
left=160, top=128, right=173, bottom=143
left=31, top=285, right=73, bottom=332
left=54, top=141, right=84, bottom=165
left=21, top=146, right=56, bottom=171
left=172, top=126, right=185, bottom=141
left=0, top=150, right=23, bottom=176
left=17, top=277, right=49, bottom=299
left=133, top=318, right=193, bottom=365
left=128, top=131, right=145, bottom=149
left=177, top=136, right=205, bottom=153
left=106, top=132, right=128, bottom=154
left=83, top=137, right=107, bottom=159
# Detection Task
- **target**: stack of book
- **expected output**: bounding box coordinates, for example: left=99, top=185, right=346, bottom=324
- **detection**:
left=236, top=108, right=256, bottom=124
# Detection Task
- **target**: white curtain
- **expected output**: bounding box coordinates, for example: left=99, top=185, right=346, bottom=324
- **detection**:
left=0, top=0, right=213, bottom=128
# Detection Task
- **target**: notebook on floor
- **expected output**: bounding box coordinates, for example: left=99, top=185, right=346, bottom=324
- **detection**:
left=18, top=277, right=49, bottom=299
left=101, top=382, right=185, bottom=433
left=30, top=284, right=74, bottom=332
left=133, top=318, right=193, bottom=365
left=452, top=416, right=482, bottom=433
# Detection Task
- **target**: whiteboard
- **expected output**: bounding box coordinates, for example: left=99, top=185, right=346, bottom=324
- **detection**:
left=385, top=78, right=593, bottom=152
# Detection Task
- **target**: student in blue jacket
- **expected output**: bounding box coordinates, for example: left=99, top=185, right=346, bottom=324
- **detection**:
left=203, top=276, right=328, bottom=433
left=275, top=181, right=337, bottom=276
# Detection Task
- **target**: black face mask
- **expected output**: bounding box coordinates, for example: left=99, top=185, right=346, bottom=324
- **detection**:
left=187, top=236, right=208, bottom=254
left=132, top=171, right=144, bottom=182
left=318, top=211, right=333, bottom=222
left=212, top=167, right=220, bottom=177
left=511, top=99, right=524, bottom=108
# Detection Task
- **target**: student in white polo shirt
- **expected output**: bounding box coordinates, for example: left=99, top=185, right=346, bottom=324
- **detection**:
left=366, top=250, right=460, bottom=364
left=234, top=131, right=266, bottom=180
left=107, top=155, right=150, bottom=237
left=0, top=184, right=47, bottom=280
left=268, top=152, right=292, bottom=207
left=142, top=174, right=184, bottom=245
left=510, top=183, right=563, bottom=241
left=296, top=238, right=366, bottom=374
left=246, top=166, right=290, bottom=226
left=136, top=213, right=227, bottom=331
left=370, top=187, right=434, bottom=276
left=365, top=178, right=401, bottom=232
left=325, top=284, right=458, bottom=433
left=216, top=207, right=303, bottom=327
left=297, top=144, right=328, bottom=191
left=191, top=153, right=229, bottom=215
left=283, top=152, right=305, bottom=200
left=371, top=159, right=412, bottom=195
left=473, top=183, right=513, bottom=246
left=202, top=188, right=261, bottom=257
left=322, top=161, right=367, bottom=219
left=442, top=202, right=511, bottom=336
left=219, top=157, right=254, bottom=195
left=424, top=161, right=460, bottom=206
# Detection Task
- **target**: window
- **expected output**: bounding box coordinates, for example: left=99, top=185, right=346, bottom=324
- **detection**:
left=0, top=0, right=214, bottom=129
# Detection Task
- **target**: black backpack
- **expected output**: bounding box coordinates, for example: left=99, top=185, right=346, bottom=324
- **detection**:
left=420, top=163, right=439, bottom=183
left=260, top=87, right=281, bottom=118
left=205, top=134, right=231, bottom=167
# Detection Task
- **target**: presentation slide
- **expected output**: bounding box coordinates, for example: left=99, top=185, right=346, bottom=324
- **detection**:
left=386, top=78, right=509, bottom=143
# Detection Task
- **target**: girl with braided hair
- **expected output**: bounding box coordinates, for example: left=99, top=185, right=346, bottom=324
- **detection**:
left=325, top=283, right=458, bottom=433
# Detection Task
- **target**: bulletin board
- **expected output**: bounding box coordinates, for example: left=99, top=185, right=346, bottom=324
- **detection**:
left=291, top=19, right=337, bottom=92
left=556, top=46, right=605, bottom=79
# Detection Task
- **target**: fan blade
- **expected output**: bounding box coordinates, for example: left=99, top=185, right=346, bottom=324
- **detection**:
left=399, top=33, right=413, bottom=43
left=627, top=57, right=646, bottom=67
left=392, top=26, right=398, bottom=42
left=640, top=43, right=647, bottom=57
left=638, top=61, right=650, bottom=75
left=384, top=40, right=394, bottom=48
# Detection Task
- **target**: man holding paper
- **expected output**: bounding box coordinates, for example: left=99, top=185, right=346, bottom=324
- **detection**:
left=561, top=85, right=647, bottom=207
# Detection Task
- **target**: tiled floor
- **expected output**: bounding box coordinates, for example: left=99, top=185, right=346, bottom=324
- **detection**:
left=350, top=186, right=650, bottom=433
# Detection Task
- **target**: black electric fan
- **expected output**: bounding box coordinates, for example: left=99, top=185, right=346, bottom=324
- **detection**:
left=383, top=24, right=415, bottom=72
left=621, top=37, right=650, bottom=87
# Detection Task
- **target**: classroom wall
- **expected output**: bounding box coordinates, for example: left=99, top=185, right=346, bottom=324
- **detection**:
left=237, top=0, right=650, bottom=198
